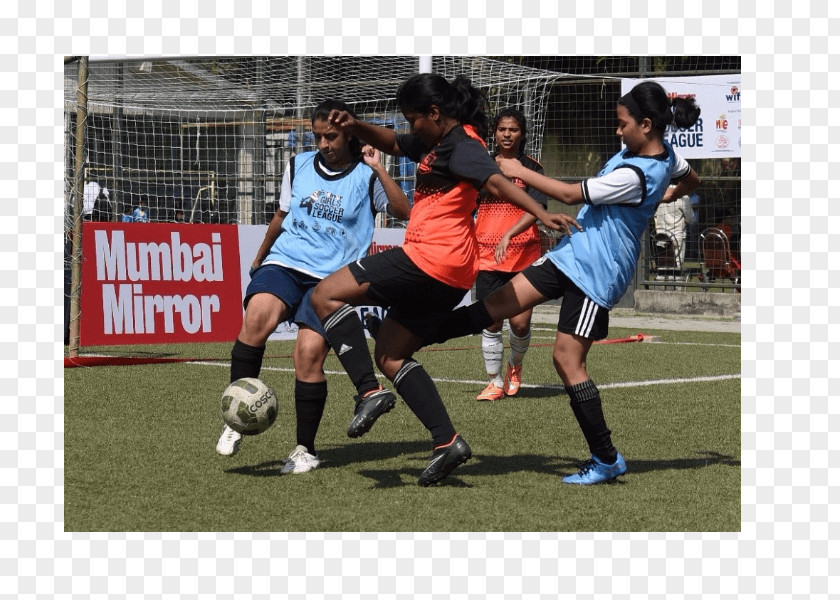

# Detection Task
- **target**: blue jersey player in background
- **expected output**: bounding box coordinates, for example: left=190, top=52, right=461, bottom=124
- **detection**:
left=425, top=81, right=702, bottom=485
left=216, top=99, right=411, bottom=471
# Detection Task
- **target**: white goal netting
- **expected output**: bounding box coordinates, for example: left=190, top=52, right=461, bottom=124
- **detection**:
left=64, top=56, right=563, bottom=228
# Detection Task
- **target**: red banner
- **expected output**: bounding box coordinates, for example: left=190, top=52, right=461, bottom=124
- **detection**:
left=80, top=223, right=243, bottom=345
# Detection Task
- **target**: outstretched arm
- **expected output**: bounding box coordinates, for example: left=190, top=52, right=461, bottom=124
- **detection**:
left=328, top=109, right=403, bottom=156
left=483, top=173, right=581, bottom=237
left=497, top=157, right=584, bottom=205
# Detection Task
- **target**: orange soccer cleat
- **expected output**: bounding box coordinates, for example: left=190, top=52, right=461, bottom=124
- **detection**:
left=476, top=381, right=505, bottom=402
left=503, top=364, right=523, bottom=396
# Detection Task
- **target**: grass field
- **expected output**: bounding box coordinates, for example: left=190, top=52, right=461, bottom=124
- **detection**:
left=64, top=324, right=740, bottom=532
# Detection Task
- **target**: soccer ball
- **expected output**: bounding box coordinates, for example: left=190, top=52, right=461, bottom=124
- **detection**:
left=220, top=378, right=278, bottom=435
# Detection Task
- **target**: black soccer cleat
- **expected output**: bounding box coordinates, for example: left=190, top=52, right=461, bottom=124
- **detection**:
left=417, top=434, right=472, bottom=486
left=347, top=387, right=397, bottom=438
left=363, top=313, right=382, bottom=340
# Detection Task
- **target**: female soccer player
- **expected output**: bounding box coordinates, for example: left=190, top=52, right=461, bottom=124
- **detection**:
left=216, top=99, right=411, bottom=475
left=311, top=73, right=580, bottom=486
left=473, top=107, right=547, bottom=402
left=424, top=81, right=702, bottom=485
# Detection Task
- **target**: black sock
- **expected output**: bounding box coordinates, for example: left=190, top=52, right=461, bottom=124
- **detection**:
left=425, top=301, right=494, bottom=345
left=230, top=339, right=265, bottom=383
left=567, top=379, right=618, bottom=464
left=393, top=359, right=456, bottom=446
left=321, top=305, right=379, bottom=395
left=294, top=380, right=328, bottom=455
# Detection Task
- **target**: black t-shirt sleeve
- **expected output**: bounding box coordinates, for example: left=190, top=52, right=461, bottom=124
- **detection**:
left=449, top=139, right=502, bottom=188
left=396, top=133, right=429, bottom=163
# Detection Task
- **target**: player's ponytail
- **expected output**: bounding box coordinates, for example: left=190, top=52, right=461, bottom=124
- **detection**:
left=449, top=75, right=489, bottom=138
left=619, top=81, right=701, bottom=137
left=670, top=96, right=702, bottom=130
left=397, top=73, right=489, bottom=138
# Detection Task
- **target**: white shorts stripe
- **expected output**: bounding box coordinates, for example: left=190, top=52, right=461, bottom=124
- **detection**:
left=575, top=298, right=598, bottom=337
left=574, top=299, right=590, bottom=335
left=583, top=301, right=599, bottom=337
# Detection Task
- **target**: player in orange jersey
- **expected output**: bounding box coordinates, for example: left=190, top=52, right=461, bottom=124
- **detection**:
left=311, top=74, right=580, bottom=486
left=474, top=108, right=547, bottom=401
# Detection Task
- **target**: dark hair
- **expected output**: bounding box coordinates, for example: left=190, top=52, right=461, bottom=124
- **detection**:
left=396, top=73, right=489, bottom=138
left=492, top=107, right=528, bottom=153
left=311, top=99, right=362, bottom=158
left=618, top=81, right=701, bottom=136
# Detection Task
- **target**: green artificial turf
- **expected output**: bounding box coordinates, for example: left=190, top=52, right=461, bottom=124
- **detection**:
left=65, top=326, right=740, bottom=532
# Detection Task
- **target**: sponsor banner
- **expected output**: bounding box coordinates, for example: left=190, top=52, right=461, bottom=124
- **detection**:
left=621, top=74, right=741, bottom=159
left=237, top=226, right=409, bottom=341
left=80, top=224, right=470, bottom=346
left=80, top=223, right=243, bottom=345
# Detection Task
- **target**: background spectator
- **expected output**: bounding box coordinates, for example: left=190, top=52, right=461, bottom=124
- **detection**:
left=654, top=186, right=694, bottom=268
left=133, top=197, right=150, bottom=223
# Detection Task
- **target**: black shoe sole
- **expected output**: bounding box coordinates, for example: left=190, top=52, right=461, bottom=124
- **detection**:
left=417, top=443, right=472, bottom=487
left=346, top=392, right=396, bottom=438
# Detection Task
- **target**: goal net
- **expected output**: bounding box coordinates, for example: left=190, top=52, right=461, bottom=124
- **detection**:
left=64, top=56, right=563, bottom=229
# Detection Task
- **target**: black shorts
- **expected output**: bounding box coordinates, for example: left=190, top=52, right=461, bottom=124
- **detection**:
left=475, top=270, right=517, bottom=301
left=348, top=247, right=469, bottom=340
left=520, top=257, right=610, bottom=340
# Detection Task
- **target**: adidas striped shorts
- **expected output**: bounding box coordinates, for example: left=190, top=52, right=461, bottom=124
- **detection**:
left=520, top=258, right=610, bottom=341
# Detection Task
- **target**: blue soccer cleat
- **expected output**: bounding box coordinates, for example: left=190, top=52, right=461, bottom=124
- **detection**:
left=562, top=453, right=627, bottom=485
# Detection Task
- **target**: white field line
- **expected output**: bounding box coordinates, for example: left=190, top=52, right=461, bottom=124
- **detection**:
left=527, top=335, right=740, bottom=348
left=189, top=360, right=739, bottom=392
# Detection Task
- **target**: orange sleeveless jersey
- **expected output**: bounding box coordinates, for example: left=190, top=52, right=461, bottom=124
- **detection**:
left=402, top=125, right=498, bottom=289
left=475, top=155, right=546, bottom=272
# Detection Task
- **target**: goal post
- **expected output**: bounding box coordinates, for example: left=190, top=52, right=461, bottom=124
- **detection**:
left=67, top=55, right=88, bottom=358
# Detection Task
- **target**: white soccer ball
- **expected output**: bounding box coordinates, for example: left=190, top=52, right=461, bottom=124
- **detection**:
left=220, top=378, right=278, bottom=435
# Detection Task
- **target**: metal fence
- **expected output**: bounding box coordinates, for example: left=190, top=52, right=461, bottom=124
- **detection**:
left=65, top=56, right=741, bottom=296
left=518, top=56, right=741, bottom=294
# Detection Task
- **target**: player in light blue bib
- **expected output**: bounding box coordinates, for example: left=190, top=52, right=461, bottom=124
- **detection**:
left=216, top=100, right=411, bottom=468
left=427, top=81, right=702, bottom=485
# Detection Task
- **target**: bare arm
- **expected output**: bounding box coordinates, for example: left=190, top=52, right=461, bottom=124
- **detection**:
left=661, top=168, right=701, bottom=203
left=494, top=212, right=538, bottom=264
left=483, top=173, right=581, bottom=236
left=497, top=157, right=583, bottom=205
left=502, top=212, right=538, bottom=239
left=251, top=207, right=287, bottom=270
left=328, top=109, right=402, bottom=156
left=363, top=146, right=412, bottom=220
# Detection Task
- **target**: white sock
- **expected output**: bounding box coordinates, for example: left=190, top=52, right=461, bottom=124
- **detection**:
left=508, top=329, right=531, bottom=367
left=481, top=329, right=504, bottom=386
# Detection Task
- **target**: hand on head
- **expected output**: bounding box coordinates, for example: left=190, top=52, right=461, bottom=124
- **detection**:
left=327, top=109, right=357, bottom=130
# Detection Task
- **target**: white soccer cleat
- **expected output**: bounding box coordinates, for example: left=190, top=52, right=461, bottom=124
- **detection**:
left=216, top=425, right=243, bottom=456
left=280, top=445, right=320, bottom=474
